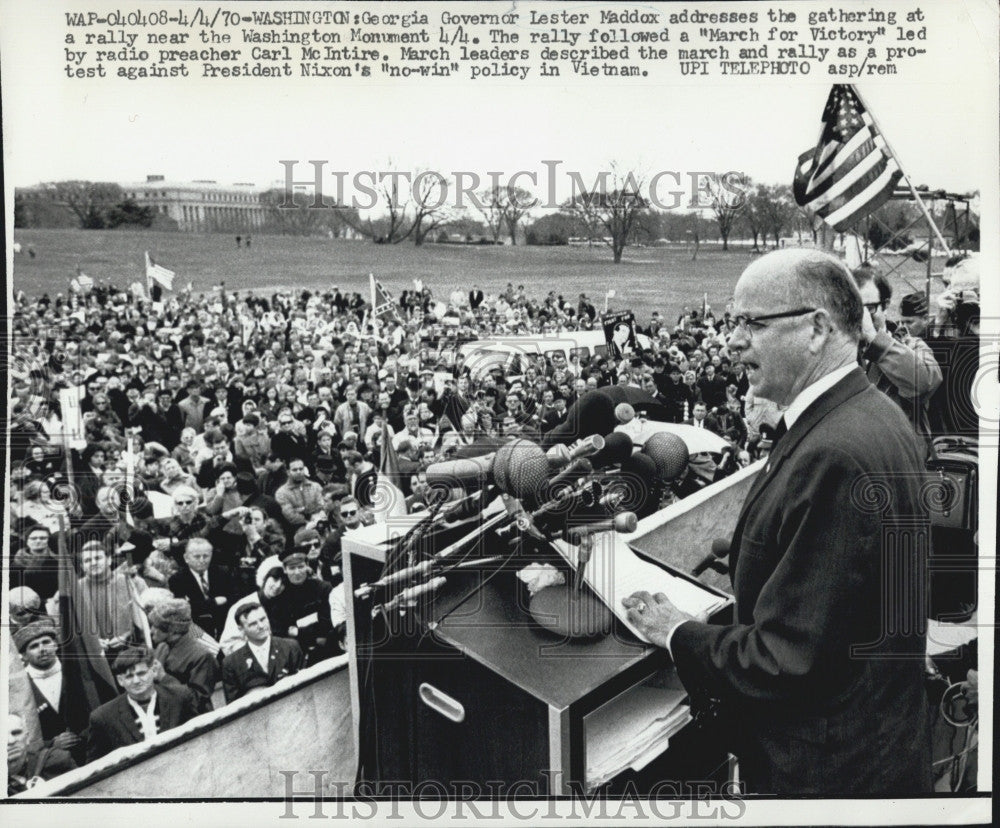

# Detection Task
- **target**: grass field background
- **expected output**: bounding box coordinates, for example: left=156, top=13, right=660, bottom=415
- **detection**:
left=11, top=228, right=935, bottom=319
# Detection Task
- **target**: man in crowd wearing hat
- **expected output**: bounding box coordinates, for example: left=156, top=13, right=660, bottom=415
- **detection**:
left=167, top=538, right=240, bottom=639
left=177, top=379, right=211, bottom=434
left=268, top=545, right=336, bottom=666
left=9, top=621, right=83, bottom=761
left=152, top=485, right=213, bottom=563
left=148, top=598, right=221, bottom=713
left=333, top=385, right=371, bottom=445
left=86, top=647, right=200, bottom=762
left=221, top=602, right=304, bottom=703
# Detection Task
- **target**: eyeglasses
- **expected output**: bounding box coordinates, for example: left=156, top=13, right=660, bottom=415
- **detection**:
left=863, top=301, right=883, bottom=314
left=340, top=509, right=358, bottom=517
left=732, top=308, right=816, bottom=340
left=175, top=499, right=196, bottom=506
left=279, top=420, right=293, bottom=426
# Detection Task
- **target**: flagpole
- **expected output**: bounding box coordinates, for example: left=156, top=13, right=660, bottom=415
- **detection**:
left=849, top=85, right=951, bottom=256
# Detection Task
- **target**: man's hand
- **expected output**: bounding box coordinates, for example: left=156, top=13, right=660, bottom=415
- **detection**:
left=152, top=538, right=170, bottom=552
left=215, top=596, right=228, bottom=606
left=860, top=308, right=878, bottom=344
left=622, top=591, right=703, bottom=649
left=52, top=731, right=81, bottom=750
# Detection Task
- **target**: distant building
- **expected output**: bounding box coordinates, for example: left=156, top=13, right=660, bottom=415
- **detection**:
left=121, top=175, right=267, bottom=233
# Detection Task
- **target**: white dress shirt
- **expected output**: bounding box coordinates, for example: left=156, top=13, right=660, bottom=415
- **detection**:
left=247, top=637, right=272, bottom=672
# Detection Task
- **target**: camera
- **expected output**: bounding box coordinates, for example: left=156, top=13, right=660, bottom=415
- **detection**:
left=242, top=514, right=254, bottom=525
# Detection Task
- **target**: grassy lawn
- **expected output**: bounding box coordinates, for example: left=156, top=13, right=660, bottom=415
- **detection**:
left=11, top=228, right=935, bottom=319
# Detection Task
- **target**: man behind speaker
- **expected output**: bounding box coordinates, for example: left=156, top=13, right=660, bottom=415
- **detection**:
left=625, top=248, right=932, bottom=795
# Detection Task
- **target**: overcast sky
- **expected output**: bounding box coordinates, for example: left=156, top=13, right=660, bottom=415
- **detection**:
left=2, top=1, right=996, bottom=204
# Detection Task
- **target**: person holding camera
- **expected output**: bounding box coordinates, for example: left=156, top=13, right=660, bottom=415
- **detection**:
left=234, top=506, right=285, bottom=595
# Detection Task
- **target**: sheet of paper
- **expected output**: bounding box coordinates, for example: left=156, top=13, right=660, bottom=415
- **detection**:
left=554, top=533, right=730, bottom=643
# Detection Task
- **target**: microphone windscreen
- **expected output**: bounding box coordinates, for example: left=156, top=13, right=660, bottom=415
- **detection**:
left=614, top=402, right=636, bottom=424
left=642, top=431, right=689, bottom=481
left=710, top=538, right=730, bottom=558
left=591, top=432, right=634, bottom=468
left=425, top=455, right=494, bottom=491
left=618, top=453, right=660, bottom=518
left=494, top=439, right=548, bottom=506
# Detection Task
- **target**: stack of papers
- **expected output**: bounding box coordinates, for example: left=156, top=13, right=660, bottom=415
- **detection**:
left=553, top=533, right=730, bottom=644
left=585, top=680, right=691, bottom=790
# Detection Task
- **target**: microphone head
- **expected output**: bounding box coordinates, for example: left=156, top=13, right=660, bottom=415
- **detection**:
left=494, top=438, right=548, bottom=506
left=642, top=431, right=689, bottom=481
left=591, top=431, right=634, bottom=468
left=613, top=511, right=638, bottom=533
left=569, top=434, right=605, bottom=461
left=710, top=538, right=730, bottom=558
left=614, top=402, right=636, bottom=424
left=618, top=453, right=660, bottom=518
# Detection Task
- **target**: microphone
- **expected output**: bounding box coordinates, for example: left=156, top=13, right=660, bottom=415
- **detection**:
left=564, top=511, right=638, bottom=544
left=692, top=538, right=730, bottom=576
left=378, top=576, right=447, bottom=613
left=355, top=559, right=434, bottom=598
left=547, top=457, right=594, bottom=491
left=426, top=440, right=548, bottom=504
left=614, top=402, right=636, bottom=424
left=546, top=434, right=604, bottom=470
left=590, top=432, right=634, bottom=468
left=566, top=511, right=638, bottom=592
left=440, top=485, right=498, bottom=522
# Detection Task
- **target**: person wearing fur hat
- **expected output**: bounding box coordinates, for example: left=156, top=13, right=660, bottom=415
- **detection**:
left=8, top=621, right=84, bottom=761
left=148, top=598, right=220, bottom=714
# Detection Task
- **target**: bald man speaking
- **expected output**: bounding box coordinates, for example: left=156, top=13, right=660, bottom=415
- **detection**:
left=625, top=249, right=932, bottom=794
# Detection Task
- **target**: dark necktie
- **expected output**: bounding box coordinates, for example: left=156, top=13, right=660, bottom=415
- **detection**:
left=772, top=417, right=788, bottom=446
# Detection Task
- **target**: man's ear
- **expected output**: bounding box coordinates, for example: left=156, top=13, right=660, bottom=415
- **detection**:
left=808, top=309, right=834, bottom=352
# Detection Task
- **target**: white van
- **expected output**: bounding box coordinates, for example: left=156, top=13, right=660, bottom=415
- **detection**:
left=457, top=330, right=653, bottom=379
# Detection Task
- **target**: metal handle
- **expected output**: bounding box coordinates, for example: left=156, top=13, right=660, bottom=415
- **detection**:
left=418, top=683, right=465, bottom=723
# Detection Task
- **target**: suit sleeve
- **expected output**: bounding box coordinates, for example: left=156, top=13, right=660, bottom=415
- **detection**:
left=221, top=656, right=241, bottom=704
left=288, top=640, right=305, bottom=673
left=188, top=653, right=221, bottom=711
left=671, top=447, right=879, bottom=704
left=85, top=714, right=111, bottom=763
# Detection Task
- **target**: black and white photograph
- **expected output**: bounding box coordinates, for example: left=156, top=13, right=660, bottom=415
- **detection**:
left=1, top=1, right=996, bottom=824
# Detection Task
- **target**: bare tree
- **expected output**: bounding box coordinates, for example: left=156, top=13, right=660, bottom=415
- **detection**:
left=705, top=173, right=747, bottom=251
left=47, top=181, right=123, bottom=228
left=411, top=172, right=452, bottom=246
left=563, top=166, right=649, bottom=264
left=473, top=187, right=505, bottom=244
left=501, top=187, right=533, bottom=245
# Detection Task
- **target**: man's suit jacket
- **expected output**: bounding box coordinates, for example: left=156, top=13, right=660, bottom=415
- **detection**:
left=671, top=369, right=932, bottom=795
left=221, top=637, right=304, bottom=703
left=86, top=682, right=199, bottom=762
left=168, top=565, right=241, bottom=639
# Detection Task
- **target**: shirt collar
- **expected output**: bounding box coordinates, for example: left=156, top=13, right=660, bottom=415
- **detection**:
left=783, top=363, right=856, bottom=430
left=26, top=662, right=62, bottom=681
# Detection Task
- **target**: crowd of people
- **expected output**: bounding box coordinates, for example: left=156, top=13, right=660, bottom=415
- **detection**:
left=6, top=254, right=980, bottom=791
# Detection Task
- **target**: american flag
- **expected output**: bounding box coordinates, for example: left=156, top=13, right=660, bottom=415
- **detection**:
left=793, top=85, right=902, bottom=232
left=369, top=273, right=401, bottom=325
left=145, top=251, right=176, bottom=290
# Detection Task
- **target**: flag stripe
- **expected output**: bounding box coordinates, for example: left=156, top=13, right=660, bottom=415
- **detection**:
left=793, top=84, right=904, bottom=233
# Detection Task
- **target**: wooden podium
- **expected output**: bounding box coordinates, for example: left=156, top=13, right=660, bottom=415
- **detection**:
left=342, top=467, right=756, bottom=795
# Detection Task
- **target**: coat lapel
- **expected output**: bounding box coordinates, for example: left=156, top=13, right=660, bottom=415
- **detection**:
left=729, top=369, right=871, bottom=569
